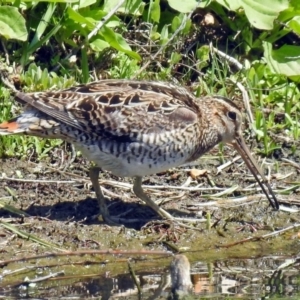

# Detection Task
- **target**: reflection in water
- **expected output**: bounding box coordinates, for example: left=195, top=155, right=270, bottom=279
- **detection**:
left=2, top=255, right=300, bottom=299
left=170, top=254, right=192, bottom=297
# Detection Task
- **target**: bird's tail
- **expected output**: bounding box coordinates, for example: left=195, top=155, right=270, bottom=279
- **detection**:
left=0, top=117, right=26, bottom=135
left=0, top=106, right=61, bottom=137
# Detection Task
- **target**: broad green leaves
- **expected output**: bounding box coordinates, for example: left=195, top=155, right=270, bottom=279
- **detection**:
left=287, top=16, right=300, bottom=35
left=90, top=39, right=110, bottom=52
left=168, top=0, right=200, bottom=13
left=103, top=0, right=144, bottom=15
left=215, top=0, right=289, bottom=30
left=167, top=0, right=211, bottom=12
left=66, top=7, right=141, bottom=60
left=1, top=0, right=300, bottom=79
left=168, top=0, right=289, bottom=30
left=150, top=0, right=160, bottom=23
left=2, top=0, right=77, bottom=2
left=0, top=6, right=27, bottom=41
left=100, top=26, right=141, bottom=60
left=239, top=0, right=289, bottom=30
left=263, top=42, right=300, bottom=81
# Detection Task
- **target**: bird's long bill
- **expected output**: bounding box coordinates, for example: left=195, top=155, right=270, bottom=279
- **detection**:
left=231, top=136, right=279, bottom=210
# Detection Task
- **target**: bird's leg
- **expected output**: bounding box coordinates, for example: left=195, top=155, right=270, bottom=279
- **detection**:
left=89, top=168, right=171, bottom=224
left=89, top=171, right=196, bottom=226
left=133, top=176, right=174, bottom=220
left=89, top=166, right=111, bottom=222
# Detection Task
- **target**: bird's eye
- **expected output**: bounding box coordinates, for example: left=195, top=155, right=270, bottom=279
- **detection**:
left=227, top=111, right=237, bottom=120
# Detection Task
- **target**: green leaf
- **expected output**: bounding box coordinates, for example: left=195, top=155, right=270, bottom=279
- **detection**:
left=67, top=7, right=94, bottom=29
left=67, top=8, right=121, bottom=36
left=101, top=26, right=141, bottom=60
left=241, top=0, right=289, bottom=29
left=171, top=16, right=181, bottom=32
left=172, top=13, right=192, bottom=34
left=196, top=45, right=210, bottom=70
left=183, top=18, right=192, bottom=34
left=278, top=6, right=300, bottom=23
left=81, top=47, right=89, bottom=83
left=168, top=0, right=211, bottom=12
left=290, top=0, right=300, bottom=10
left=79, top=0, right=96, bottom=8
left=21, top=24, right=61, bottom=65
left=0, top=6, right=27, bottom=41
left=217, top=0, right=289, bottom=30
left=90, top=38, right=110, bottom=51
left=263, top=42, right=300, bottom=80
left=170, top=52, right=181, bottom=64
left=216, top=0, right=240, bottom=10
left=30, top=3, right=56, bottom=48
left=150, top=0, right=160, bottom=23
left=288, top=16, right=300, bottom=35
left=160, top=24, right=169, bottom=45
left=167, top=0, right=199, bottom=13
left=103, top=0, right=144, bottom=15
left=2, top=0, right=78, bottom=2
left=84, top=11, right=120, bottom=28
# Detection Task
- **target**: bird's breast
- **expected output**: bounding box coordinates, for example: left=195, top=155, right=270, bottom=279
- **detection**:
left=74, top=137, right=193, bottom=177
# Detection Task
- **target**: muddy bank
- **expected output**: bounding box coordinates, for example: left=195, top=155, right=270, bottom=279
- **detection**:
left=0, top=148, right=300, bottom=296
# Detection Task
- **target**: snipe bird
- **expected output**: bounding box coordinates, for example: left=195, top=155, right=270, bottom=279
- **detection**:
left=0, top=80, right=279, bottom=224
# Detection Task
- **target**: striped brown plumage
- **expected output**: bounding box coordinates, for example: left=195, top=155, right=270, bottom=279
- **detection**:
left=0, top=80, right=279, bottom=224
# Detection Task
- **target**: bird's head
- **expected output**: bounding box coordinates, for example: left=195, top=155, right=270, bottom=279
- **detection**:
left=208, top=95, right=279, bottom=210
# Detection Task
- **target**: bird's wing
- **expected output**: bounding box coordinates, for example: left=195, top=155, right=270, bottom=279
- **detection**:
left=15, top=80, right=199, bottom=140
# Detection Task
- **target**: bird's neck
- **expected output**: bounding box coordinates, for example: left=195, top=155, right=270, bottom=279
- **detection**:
left=187, top=118, right=222, bottom=162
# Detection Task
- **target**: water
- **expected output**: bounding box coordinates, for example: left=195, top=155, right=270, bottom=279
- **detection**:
left=1, top=255, right=300, bottom=299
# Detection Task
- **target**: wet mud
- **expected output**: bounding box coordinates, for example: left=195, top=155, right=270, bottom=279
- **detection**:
left=1, top=145, right=300, bottom=298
